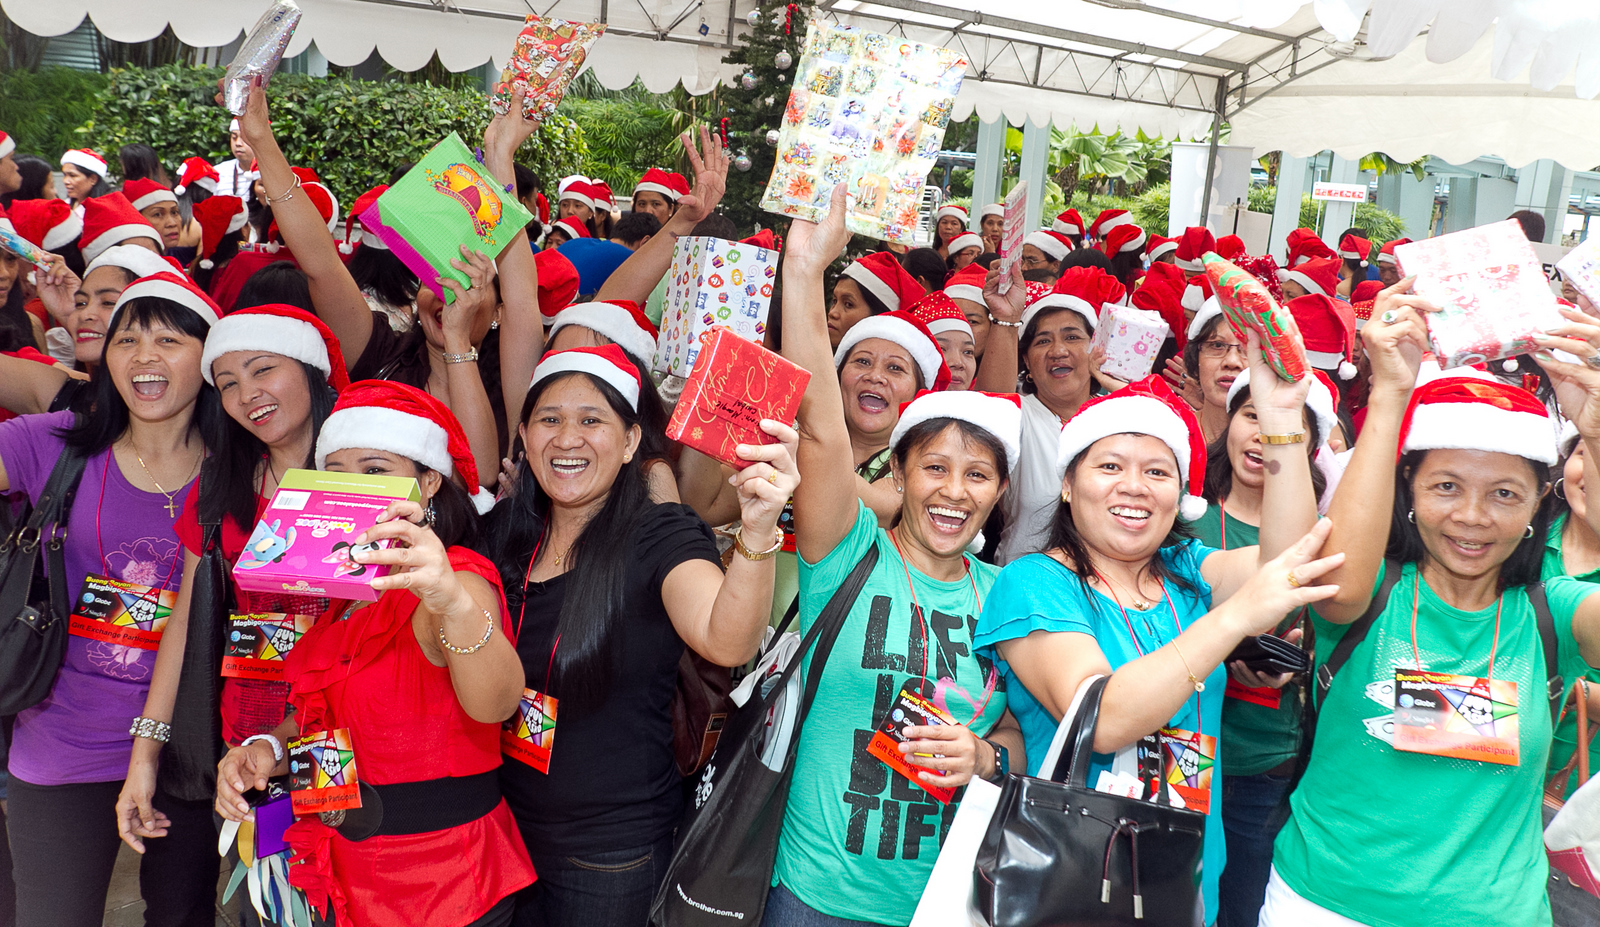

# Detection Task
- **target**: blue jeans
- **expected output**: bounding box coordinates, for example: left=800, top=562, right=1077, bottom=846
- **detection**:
left=762, top=885, right=884, bottom=927
left=1216, top=773, right=1292, bottom=927
left=511, top=834, right=674, bottom=927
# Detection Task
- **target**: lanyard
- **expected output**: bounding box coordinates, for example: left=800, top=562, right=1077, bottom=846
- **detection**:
left=513, top=522, right=564, bottom=690
left=1093, top=564, right=1203, bottom=737
left=1218, top=497, right=1227, bottom=551
left=95, top=453, right=184, bottom=598
left=1408, top=570, right=1503, bottom=682
left=886, top=527, right=994, bottom=724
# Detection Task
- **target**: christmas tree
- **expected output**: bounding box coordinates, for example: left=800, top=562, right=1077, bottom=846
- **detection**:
left=719, top=1, right=813, bottom=231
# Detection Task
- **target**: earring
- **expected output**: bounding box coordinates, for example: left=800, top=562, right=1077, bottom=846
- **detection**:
left=420, top=498, right=437, bottom=528
left=895, top=484, right=903, bottom=494
left=1061, top=491, right=1070, bottom=504
left=1525, top=524, right=1535, bottom=539
left=623, top=453, right=632, bottom=463
left=1555, top=478, right=1567, bottom=501
left=1407, top=509, right=1415, bottom=524
left=490, top=320, right=500, bottom=330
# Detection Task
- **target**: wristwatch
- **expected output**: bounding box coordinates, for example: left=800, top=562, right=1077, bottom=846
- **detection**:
left=982, top=738, right=1009, bottom=783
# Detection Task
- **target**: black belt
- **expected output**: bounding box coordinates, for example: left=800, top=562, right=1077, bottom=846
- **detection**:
left=325, top=770, right=502, bottom=841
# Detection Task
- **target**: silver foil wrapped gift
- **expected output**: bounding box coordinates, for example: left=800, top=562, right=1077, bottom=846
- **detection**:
left=223, top=0, right=303, bottom=115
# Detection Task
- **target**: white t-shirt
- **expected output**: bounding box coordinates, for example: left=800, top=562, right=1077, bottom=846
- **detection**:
left=998, top=393, right=1067, bottom=565
left=215, top=159, right=256, bottom=202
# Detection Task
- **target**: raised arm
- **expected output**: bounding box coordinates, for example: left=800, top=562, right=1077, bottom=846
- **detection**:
left=230, top=81, right=375, bottom=362
left=597, top=126, right=727, bottom=305
left=481, top=91, right=543, bottom=428
left=972, top=260, right=1025, bottom=393
left=0, top=352, right=69, bottom=419
left=437, top=249, right=502, bottom=490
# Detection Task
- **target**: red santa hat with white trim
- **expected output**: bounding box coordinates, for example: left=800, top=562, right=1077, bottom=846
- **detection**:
left=1287, top=293, right=1358, bottom=379
left=111, top=270, right=222, bottom=330
left=122, top=178, right=176, bottom=213
left=549, top=299, right=659, bottom=362
left=202, top=303, right=350, bottom=389
left=557, top=175, right=596, bottom=209
left=1376, top=238, right=1412, bottom=266
left=1182, top=274, right=1214, bottom=314
left=1338, top=232, right=1372, bottom=267
left=173, top=157, right=219, bottom=197
left=550, top=215, right=591, bottom=241
left=8, top=198, right=82, bottom=251
left=191, top=195, right=248, bottom=269
left=946, top=232, right=983, bottom=255
left=79, top=193, right=162, bottom=263
left=943, top=262, right=987, bottom=306
left=1088, top=208, right=1134, bottom=242
left=1101, top=223, right=1147, bottom=258
left=530, top=344, right=642, bottom=411
left=1214, top=234, right=1246, bottom=261
left=1279, top=256, right=1340, bottom=299
left=61, top=148, right=108, bottom=178
left=833, top=308, right=951, bottom=391
left=1186, top=295, right=1224, bottom=342
left=1053, top=209, right=1086, bottom=238
left=1227, top=367, right=1340, bottom=448
left=633, top=168, right=689, bottom=202
left=535, top=249, right=581, bottom=324
left=1174, top=227, right=1216, bottom=274
left=978, top=203, right=1004, bottom=221
left=1023, top=229, right=1074, bottom=262
left=85, top=244, right=182, bottom=281
left=1145, top=233, right=1178, bottom=263
left=593, top=181, right=615, bottom=213
left=340, top=185, right=389, bottom=254
left=1130, top=262, right=1187, bottom=349
left=890, top=389, right=1023, bottom=473
left=841, top=251, right=926, bottom=313
left=1022, top=265, right=1126, bottom=333
left=934, top=204, right=968, bottom=225
left=1399, top=375, right=1557, bottom=466
left=1057, top=375, right=1209, bottom=520
left=0, top=131, right=13, bottom=160
left=315, top=379, right=495, bottom=511
left=909, top=290, right=973, bottom=342
left=1284, top=228, right=1335, bottom=267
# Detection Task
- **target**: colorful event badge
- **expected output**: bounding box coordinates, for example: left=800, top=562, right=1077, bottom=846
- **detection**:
left=68, top=573, right=176, bottom=650
left=1155, top=725, right=1216, bottom=813
left=221, top=612, right=314, bottom=681
left=287, top=728, right=361, bottom=815
left=501, top=687, right=559, bottom=773
left=866, top=680, right=958, bottom=804
left=1392, top=669, right=1520, bottom=766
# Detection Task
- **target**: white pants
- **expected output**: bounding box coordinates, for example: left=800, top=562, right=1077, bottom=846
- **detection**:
left=1258, top=868, right=1375, bottom=927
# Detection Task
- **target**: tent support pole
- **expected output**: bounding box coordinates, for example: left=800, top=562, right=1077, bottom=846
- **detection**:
left=1199, top=75, right=1228, bottom=232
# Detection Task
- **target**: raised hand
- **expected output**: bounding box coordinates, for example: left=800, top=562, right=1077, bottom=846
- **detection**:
left=1535, top=305, right=1600, bottom=442
left=1244, top=328, right=1312, bottom=429
left=728, top=419, right=801, bottom=540
left=1360, top=276, right=1434, bottom=395
left=783, top=183, right=851, bottom=276
left=983, top=259, right=1026, bottom=327
left=671, top=125, right=730, bottom=227
left=1222, top=518, right=1344, bottom=638
left=438, top=244, right=498, bottom=352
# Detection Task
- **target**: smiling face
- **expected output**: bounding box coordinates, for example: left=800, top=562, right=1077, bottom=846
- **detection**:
left=103, top=314, right=206, bottom=427
left=70, top=265, right=131, bottom=367
left=1408, top=448, right=1546, bottom=583
left=934, top=329, right=976, bottom=392
left=211, top=351, right=315, bottom=451
left=838, top=338, right=920, bottom=444
left=520, top=373, right=641, bottom=514
left=61, top=163, right=97, bottom=202
left=1226, top=399, right=1316, bottom=494
left=323, top=448, right=441, bottom=504
left=827, top=277, right=876, bottom=349
left=413, top=283, right=498, bottom=352
left=953, top=297, right=989, bottom=358
left=892, top=423, right=1007, bottom=560
left=1065, top=433, right=1182, bottom=564
left=140, top=202, right=184, bottom=248
left=1023, top=308, right=1093, bottom=412
left=1195, top=323, right=1245, bottom=413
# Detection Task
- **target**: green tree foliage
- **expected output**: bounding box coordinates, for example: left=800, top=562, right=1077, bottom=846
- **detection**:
left=556, top=74, right=699, bottom=193
left=0, top=67, right=111, bottom=160
left=72, top=64, right=587, bottom=205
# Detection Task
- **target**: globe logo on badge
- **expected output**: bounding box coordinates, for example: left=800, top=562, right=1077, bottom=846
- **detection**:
left=1398, top=694, right=1414, bottom=709
left=230, top=631, right=242, bottom=642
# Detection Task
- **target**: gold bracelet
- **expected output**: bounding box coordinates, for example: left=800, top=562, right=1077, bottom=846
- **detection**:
left=438, top=608, right=496, bottom=654
left=1258, top=431, right=1306, bottom=445
left=1171, top=640, right=1205, bottom=692
left=733, top=524, right=784, bottom=561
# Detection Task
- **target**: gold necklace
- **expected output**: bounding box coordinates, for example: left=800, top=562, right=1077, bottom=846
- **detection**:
left=128, top=439, right=202, bottom=518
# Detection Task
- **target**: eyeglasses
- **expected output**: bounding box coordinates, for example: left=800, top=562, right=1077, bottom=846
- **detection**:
left=1198, top=340, right=1246, bottom=359
left=1020, top=255, right=1047, bottom=268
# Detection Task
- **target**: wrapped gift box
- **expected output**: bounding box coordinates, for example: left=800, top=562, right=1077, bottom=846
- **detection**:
left=1091, top=304, right=1169, bottom=381
left=1204, top=251, right=1308, bottom=381
left=1396, top=220, right=1564, bottom=368
left=654, top=236, right=779, bottom=377
left=490, top=15, right=605, bottom=122
left=1557, top=234, right=1600, bottom=308
left=667, top=327, right=811, bottom=470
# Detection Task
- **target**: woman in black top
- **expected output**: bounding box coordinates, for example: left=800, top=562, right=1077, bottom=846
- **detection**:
left=485, top=343, right=796, bottom=927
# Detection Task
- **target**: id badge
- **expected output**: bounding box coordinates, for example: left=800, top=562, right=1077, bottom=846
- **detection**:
left=866, top=680, right=958, bottom=803
left=287, top=728, right=361, bottom=815
left=1224, top=678, right=1283, bottom=709
left=501, top=687, right=559, bottom=773
left=221, top=612, right=313, bottom=681
left=1392, top=669, right=1519, bottom=766
left=1147, top=725, right=1216, bottom=814
left=69, top=573, right=176, bottom=650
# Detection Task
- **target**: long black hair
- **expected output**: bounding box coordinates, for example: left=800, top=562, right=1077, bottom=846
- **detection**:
left=58, top=297, right=222, bottom=457
left=1107, top=249, right=1143, bottom=289
left=424, top=467, right=481, bottom=551
left=190, top=231, right=243, bottom=294
left=0, top=267, right=36, bottom=353
left=348, top=245, right=418, bottom=311
left=484, top=371, right=651, bottom=714
left=1202, top=390, right=1327, bottom=505
left=234, top=261, right=313, bottom=313
left=1388, top=450, right=1554, bottom=591
left=118, top=145, right=167, bottom=185
left=200, top=361, right=337, bottom=533
left=900, top=247, right=947, bottom=293
left=175, top=165, right=213, bottom=225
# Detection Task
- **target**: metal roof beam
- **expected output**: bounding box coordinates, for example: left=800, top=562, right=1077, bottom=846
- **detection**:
left=1078, top=0, right=1299, bottom=43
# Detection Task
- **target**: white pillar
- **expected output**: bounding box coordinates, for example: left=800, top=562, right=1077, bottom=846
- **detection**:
left=1020, top=120, right=1050, bottom=232
left=1514, top=159, right=1571, bottom=243
left=1269, top=154, right=1309, bottom=262
left=970, top=118, right=1006, bottom=227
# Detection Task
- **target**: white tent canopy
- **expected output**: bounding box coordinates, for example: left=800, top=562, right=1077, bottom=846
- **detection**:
left=5, top=0, right=1600, bottom=168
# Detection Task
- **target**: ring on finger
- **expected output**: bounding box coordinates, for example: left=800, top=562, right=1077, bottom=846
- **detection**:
left=766, top=469, right=778, bottom=484
left=1585, top=353, right=1600, bottom=371
left=1287, top=570, right=1302, bottom=588
left=1379, top=310, right=1399, bottom=325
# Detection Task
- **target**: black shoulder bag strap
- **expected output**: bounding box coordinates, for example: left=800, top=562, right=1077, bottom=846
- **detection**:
left=792, top=545, right=880, bottom=727
left=33, top=446, right=89, bottom=628
left=1313, top=559, right=1405, bottom=716
left=1527, top=581, right=1564, bottom=723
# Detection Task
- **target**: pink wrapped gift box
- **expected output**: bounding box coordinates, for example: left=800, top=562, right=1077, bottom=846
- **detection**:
left=1091, top=304, right=1170, bottom=382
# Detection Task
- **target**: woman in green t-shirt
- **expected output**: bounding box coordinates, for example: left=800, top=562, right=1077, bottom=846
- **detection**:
left=1543, top=422, right=1600, bottom=798
left=1262, top=290, right=1600, bottom=927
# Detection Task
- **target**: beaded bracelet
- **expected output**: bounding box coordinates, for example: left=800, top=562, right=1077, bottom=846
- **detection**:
left=439, top=609, right=496, bottom=655
left=130, top=716, right=172, bottom=743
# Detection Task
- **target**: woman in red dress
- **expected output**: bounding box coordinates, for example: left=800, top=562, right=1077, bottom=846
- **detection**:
left=214, top=380, right=534, bottom=927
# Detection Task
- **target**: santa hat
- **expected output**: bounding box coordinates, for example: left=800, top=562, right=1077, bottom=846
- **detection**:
left=833, top=309, right=950, bottom=392
left=1186, top=295, right=1225, bottom=342
left=1022, top=266, right=1124, bottom=333
left=557, top=175, right=595, bottom=209
left=1057, top=376, right=1208, bottom=520
left=1376, top=238, right=1412, bottom=266
left=841, top=251, right=926, bottom=313
left=1089, top=209, right=1134, bottom=242
left=1338, top=233, right=1372, bottom=267
left=1131, top=263, right=1187, bottom=349
left=339, top=185, right=389, bottom=254
left=8, top=198, right=82, bottom=251
left=530, top=344, right=642, bottom=411
left=111, top=270, right=221, bottom=329
left=1287, top=294, right=1358, bottom=379
left=1174, top=227, right=1216, bottom=273
left=1145, top=234, right=1178, bottom=263
left=1214, top=234, right=1246, bottom=261
left=0, top=132, right=13, bottom=160
left=978, top=203, right=1004, bottom=220
left=1023, top=229, right=1073, bottom=262
left=1101, top=223, right=1147, bottom=257
left=267, top=168, right=338, bottom=240
left=1399, top=375, right=1557, bottom=465
left=549, top=299, right=659, bottom=362
left=890, top=390, right=1022, bottom=472
left=316, top=380, right=492, bottom=509
left=943, top=262, right=987, bottom=305
left=1284, top=228, right=1335, bottom=267
left=592, top=181, right=615, bottom=212
left=191, top=195, right=248, bottom=269
left=534, top=191, right=550, bottom=225
left=79, top=194, right=162, bottom=262
left=85, top=244, right=181, bottom=281
left=1182, top=274, right=1214, bottom=314
left=1025, top=281, right=1054, bottom=306
left=909, top=290, right=974, bottom=341
left=741, top=229, right=781, bottom=251
left=1052, top=209, right=1086, bottom=238
left=946, top=232, right=983, bottom=255
left=934, top=204, right=968, bottom=224
left=202, top=303, right=349, bottom=389
left=172, top=157, right=219, bottom=197
left=535, top=249, right=580, bottom=323
left=1279, top=257, right=1340, bottom=299
left=61, top=148, right=108, bottom=178
left=1351, top=280, right=1382, bottom=325
left=122, top=178, right=176, bottom=213
left=551, top=215, right=591, bottom=241
left=1226, top=367, right=1339, bottom=448
left=633, top=167, right=689, bottom=202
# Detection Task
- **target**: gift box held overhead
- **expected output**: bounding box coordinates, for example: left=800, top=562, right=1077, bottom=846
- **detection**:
left=490, top=15, right=606, bottom=123
left=359, top=133, right=534, bottom=304
left=666, top=327, right=810, bottom=470
left=1395, top=221, right=1565, bottom=369
left=654, top=235, right=779, bottom=377
left=1203, top=251, right=1309, bottom=381
left=760, top=21, right=968, bottom=244
left=1091, top=305, right=1170, bottom=382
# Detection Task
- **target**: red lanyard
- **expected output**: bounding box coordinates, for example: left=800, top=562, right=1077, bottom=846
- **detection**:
left=95, top=452, right=184, bottom=598
left=1093, top=565, right=1203, bottom=736
left=887, top=527, right=994, bottom=723
left=1409, top=570, right=1503, bottom=682
left=1218, top=498, right=1227, bottom=551
left=513, top=522, right=563, bottom=688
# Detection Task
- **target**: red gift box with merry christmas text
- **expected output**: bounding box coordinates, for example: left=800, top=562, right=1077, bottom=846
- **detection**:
left=667, top=327, right=810, bottom=470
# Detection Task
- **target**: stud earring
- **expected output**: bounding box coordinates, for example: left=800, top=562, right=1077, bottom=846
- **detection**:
left=1525, top=524, right=1535, bottom=539
left=1407, top=509, right=1415, bottom=524
left=895, top=484, right=903, bottom=494
left=1061, top=491, right=1070, bottom=504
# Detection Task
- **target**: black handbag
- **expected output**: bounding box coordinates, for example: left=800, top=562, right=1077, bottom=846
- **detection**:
left=649, top=545, right=879, bottom=927
left=0, top=444, right=88, bottom=716
left=972, top=676, right=1207, bottom=927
